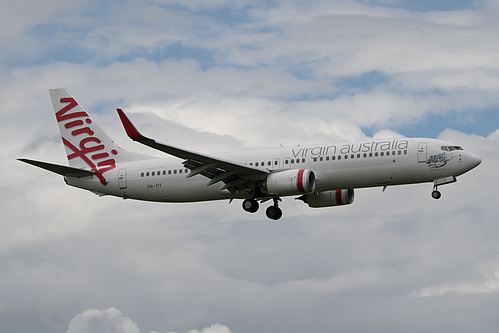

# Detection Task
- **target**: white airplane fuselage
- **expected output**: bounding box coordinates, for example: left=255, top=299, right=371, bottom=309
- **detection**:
left=67, top=138, right=478, bottom=202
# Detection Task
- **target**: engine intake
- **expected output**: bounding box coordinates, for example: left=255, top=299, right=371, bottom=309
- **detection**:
left=299, top=189, right=354, bottom=208
left=265, top=169, right=315, bottom=196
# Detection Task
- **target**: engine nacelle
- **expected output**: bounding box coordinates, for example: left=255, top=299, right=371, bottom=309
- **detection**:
left=299, top=189, right=354, bottom=208
left=265, top=169, right=316, bottom=196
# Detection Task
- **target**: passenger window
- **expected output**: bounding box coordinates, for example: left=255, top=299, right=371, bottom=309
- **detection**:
left=326, top=156, right=329, bottom=161
left=174, top=170, right=177, bottom=174
left=404, top=150, right=407, bottom=154
left=291, top=159, right=294, bottom=164
left=268, top=161, right=271, bottom=166
left=274, top=160, right=278, bottom=165
left=351, top=154, right=354, bottom=159
left=146, top=172, right=150, bottom=177
left=141, top=172, right=144, bottom=177
left=375, top=152, right=379, bottom=157
left=179, top=169, right=182, bottom=174
left=302, top=158, right=305, bottom=163
left=320, top=157, right=323, bottom=161
left=369, top=153, right=373, bottom=157
left=168, top=170, right=172, bottom=175
left=380, top=152, right=384, bottom=156
left=398, top=151, right=401, bottom=155
left=363, top=153, right=367, bottom=158
left=285, top=160, right=289, bottom=164
left=338, top=156, right=341, bottom=160
left=357, top=154, right=360, bottom=158
left=344, top=155, right=348, bottom=159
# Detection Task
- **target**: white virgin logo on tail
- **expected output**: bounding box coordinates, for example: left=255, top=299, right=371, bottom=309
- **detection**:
left=56, top=97, right=117, bottom=185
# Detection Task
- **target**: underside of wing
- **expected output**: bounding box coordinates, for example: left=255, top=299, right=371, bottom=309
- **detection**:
left=117, top=109, right=269, bottom=194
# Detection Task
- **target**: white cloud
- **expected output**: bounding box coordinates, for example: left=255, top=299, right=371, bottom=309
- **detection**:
left=1, top=1, right=499, bottom=333
left=66, top=308, right=232, bottom=333
left=167, top=323, right=233, bottom=333
left=66, top=308, right=139, bottom=333
left=412, top=269, right=499, bottom=298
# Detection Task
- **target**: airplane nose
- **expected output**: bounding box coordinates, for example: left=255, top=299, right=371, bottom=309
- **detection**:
left=466, top=152, right=481, bottom=170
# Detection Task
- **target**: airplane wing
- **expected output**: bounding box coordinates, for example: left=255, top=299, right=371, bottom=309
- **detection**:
left=117, top=109, right=269, bottom=194
left=18, top=159, right=95, bottom=177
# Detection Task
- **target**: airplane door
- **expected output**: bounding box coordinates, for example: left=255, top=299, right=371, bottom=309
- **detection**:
left=418, top=142, right=427, bottom=163
left=118, top=168, right=127, bottom=189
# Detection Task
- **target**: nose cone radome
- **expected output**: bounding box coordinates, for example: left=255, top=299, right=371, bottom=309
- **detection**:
left=466, top=152, right=482, bottom=170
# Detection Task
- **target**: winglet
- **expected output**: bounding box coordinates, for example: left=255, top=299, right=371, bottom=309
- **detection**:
left=117, top=109, right=150, bottom=142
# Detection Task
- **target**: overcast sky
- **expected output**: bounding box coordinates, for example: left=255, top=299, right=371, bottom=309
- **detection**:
left=1, top=0, right=498, bottom=332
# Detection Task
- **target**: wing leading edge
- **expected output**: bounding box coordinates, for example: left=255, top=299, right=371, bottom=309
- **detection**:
left=116, top=109, right=269, bottom=194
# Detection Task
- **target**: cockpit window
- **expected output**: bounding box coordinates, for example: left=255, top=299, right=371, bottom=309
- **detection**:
left=441, top=145, right=463, bottom=151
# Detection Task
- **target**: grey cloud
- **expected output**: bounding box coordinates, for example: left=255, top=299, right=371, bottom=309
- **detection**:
left=1, top=1, right=499, bottom=333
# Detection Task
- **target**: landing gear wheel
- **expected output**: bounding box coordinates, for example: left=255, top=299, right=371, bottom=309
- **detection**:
left=431, top=190, right=442, bottom=199
left=242, top=198, right=259, bottom=213
left=266, top=205, right=283, bottom=220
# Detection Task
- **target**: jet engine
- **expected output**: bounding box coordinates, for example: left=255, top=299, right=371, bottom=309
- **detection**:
left=298, top=189, right=354, bottom=208
left=264, top=169, right=316, bottom=196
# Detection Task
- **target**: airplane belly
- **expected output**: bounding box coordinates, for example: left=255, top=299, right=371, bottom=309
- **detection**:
left=316, top=163, right=417, bottom=190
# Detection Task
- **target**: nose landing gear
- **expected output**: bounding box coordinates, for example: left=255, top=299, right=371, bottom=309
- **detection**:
left=431, top=176, right=457, bottom=200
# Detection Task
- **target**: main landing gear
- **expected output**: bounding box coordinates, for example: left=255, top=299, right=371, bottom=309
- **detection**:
left=242, top=198, right=283, bottom=220
left=242, top=198, right=259, bottom=213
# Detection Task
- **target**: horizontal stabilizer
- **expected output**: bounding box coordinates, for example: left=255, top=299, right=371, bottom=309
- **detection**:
left=18, top=159, right=95, bottom=177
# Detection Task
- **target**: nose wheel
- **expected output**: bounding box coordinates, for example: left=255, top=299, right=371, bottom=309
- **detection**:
left=431, top=189, right=442, bottom=199
left=431, top=184, right=442, bottom=199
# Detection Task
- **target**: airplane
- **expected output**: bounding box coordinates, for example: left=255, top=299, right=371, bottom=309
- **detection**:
left=19, top=88, right=482, bottom=220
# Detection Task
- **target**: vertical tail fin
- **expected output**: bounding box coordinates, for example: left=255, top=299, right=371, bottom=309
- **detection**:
left=49, top=88, right=152, bottom=184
